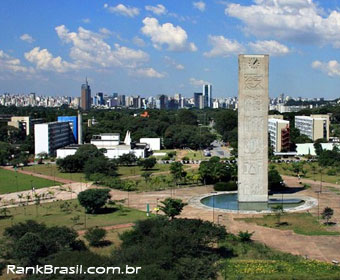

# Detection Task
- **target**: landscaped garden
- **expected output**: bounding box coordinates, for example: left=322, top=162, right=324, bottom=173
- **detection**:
left=0, top=199, right=148, bottom=233
left=0, top=168, right=56, bottom=194
left=236, top=212, right=339, bottom=236
left=273, top=161, right=340, bottom=185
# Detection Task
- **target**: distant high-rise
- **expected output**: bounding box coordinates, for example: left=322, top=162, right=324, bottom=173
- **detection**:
left=81, top=78, right=91, bottom=111
left=203, top=84, right=212, bottom=108
left=194, top=92, right=203, bottom=108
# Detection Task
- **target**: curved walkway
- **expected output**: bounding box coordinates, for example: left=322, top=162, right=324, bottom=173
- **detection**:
left=2, top=167, right=340, bottom=263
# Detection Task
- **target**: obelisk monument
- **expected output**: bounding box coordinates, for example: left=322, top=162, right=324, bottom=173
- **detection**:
left=238, top=54, right=269, bottom=202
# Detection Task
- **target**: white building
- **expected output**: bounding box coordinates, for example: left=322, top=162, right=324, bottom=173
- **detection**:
left=295, top=115, right=329, bottom=141
left=57, top=132, right=148, bottom=159
left=35, top=122, right=75, bottom=156
left=268, top=118, right=290, bottom=152
left=296, top=143, right=339, bottom=156
left=140, top=138, right=161, bottom=151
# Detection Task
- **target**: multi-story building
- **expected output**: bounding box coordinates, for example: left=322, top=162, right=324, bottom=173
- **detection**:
left=8, top=116, right=44, bottom=136
left=156, top=95, right=168, bottom=109
left=268, top=118, right=290, bottom=152
left=81, top=78, right=91, bottom=111
left=295, top=114, right=330, bottom=141
left=34, top=122, right=75, bottom=156
left=57, top=116, right=78, bottom=143
left=203, top=84, right=212, bottom=108
left=194, top=92, right=203, bottom=109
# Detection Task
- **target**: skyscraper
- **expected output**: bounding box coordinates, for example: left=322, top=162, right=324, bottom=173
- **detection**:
left=202, top=84, right=212, bottom=108
left=81, top=78, right=91, bottom=111
left=194, top=92, right=203, bottom=108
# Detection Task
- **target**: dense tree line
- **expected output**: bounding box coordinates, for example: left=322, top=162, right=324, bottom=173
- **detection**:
left=21, top=217, right=226, bottom=280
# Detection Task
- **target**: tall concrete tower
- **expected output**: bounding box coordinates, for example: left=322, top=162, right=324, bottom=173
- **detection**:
left=238, top=54, right=269, bottom=203
left=77, top=111, right=83, bottom=145
left=81, top=78, right=91, bottom=111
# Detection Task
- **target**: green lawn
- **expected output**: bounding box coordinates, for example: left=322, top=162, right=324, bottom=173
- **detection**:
left=273, top=162, right=340, bottom=185
left=219, top=234, right=340, bottom=280
left=0, top=168, right=56, bottom=194
left=117, top=163, right=171, bottom=177
left=0, top=199, right=148, bottom=234
left=23, top=164, right=87, bottom=182
left=236, top=212, right=339, bottom=236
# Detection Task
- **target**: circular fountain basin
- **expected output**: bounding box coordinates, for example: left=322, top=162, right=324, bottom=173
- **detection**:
left=189, top=191, right=318, bottom=214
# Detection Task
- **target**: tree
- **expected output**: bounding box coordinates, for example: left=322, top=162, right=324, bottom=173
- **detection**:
left=141, top=171, right=152, bottom=182
left=271, top=205, right=284, bottom=226
left=0, top=142, right=13, bottom=166
left=138, top=157, right=157, bottom=170
left=198, top=159, right=232, bottom=185
left=159, top=198, right=187, bottom=220
left=118, top=153, right=138, bottom=166
left=170, top=162, right=185, bottom=184
left=268, top=168, right=283, bottom=192
left=321, top=207, right=334, bottom=224
left=56, top=155, right=83, bottom=173
left=13, top=232, right=46, bottom=266
left=84, top=227, right=107, bottom=247
left=177, top=110, right=197, bottom=125
left=83, top=156, right=117, bottom=178
left=78, top=189, right=111, bottom=214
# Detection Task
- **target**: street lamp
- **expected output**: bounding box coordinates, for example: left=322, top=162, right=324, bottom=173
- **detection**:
left=211, top=191, right=217, bottom=223
left=217, top=214, right=223, bottom=225
left=315, top=190, right=321, bottom=221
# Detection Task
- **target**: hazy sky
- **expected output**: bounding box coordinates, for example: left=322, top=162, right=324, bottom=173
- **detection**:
left=1, top=0, right=340, bottom=99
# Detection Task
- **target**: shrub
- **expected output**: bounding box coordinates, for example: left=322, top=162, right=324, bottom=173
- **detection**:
left=214, top=181, right=237, bottom=191
left=78, top=189, right=111, bottom=214
left=182, top=156, right=189, bottom=161
left=327, top=169, right=336, bottom=176
left=238, top=230, right=254, bottom=242
left=84, top=227, right=107, bottom=247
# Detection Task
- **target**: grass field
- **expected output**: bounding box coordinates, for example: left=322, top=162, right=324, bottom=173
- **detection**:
left=236, top=212, right=339, bottom=236
left=218, top=234, right=340, bottom=280
left=0, top=168, right=56, bottom=195
left=117, top=163, right=171, bottom=177
left=0, top=199, right=148, bottom=234
left=24, top=164, right=87, bottom=182
left=273, top=162, right=340, bottom=184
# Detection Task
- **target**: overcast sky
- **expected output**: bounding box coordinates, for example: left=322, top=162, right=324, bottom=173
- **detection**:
left=1, top=0, right=340, bottom=99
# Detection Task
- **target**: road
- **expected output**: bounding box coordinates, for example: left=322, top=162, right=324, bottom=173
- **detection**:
left=210, top=140, right=230, bottom=158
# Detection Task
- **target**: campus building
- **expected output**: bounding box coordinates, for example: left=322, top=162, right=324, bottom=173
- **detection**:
left=295, top=114, right=330, bottom=141
left=56, top=131, right=155, bottom=159
left=8, top=116, right=44, bottom=136
left=34, top=122, right=75, bottom=156
left=268, top=118, right=290, bottom=152
left=57, top=116, right=78, bottom=143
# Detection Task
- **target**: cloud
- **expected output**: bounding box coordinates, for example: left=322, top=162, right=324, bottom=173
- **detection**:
left=193, top=1, right=206, bottom=12
left=225, top=0, right=340, bottom=48
left=130, top=67, right=165, bottom=78
left=82, top=18, right=91, bottom=23
left=204, top=35, right=245, bottom=57
left=249, top=40, right=290, bottom=56
left=141, top=17, right=197, bottom=52
left=0, top=50, right=34, bottom=73
left=190, top=77, right=210, bottom=86
left=104, top=3, right=139, bottom=17
left=55, top=25, right=149, bottom=69
left=24, top=47, right=76, bottom=72
left=312, top=60, right=340, bottom=77
left=145, top=4, right=167, bottom=15
left=133, top=36, right=146, bottom=47
left=164, top=56, right=184, bottom=70
left=20, top=34, right=35, bottom=43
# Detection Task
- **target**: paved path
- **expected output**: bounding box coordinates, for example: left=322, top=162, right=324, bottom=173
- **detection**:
left=1, top=166, right=76, bottom=184
left=77, top=223, right=135, bottom=235
left=2, top=167, right=340, bottom=263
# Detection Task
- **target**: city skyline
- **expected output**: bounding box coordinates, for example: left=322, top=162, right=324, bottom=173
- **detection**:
left=1, top=0, right=340, bottom=98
